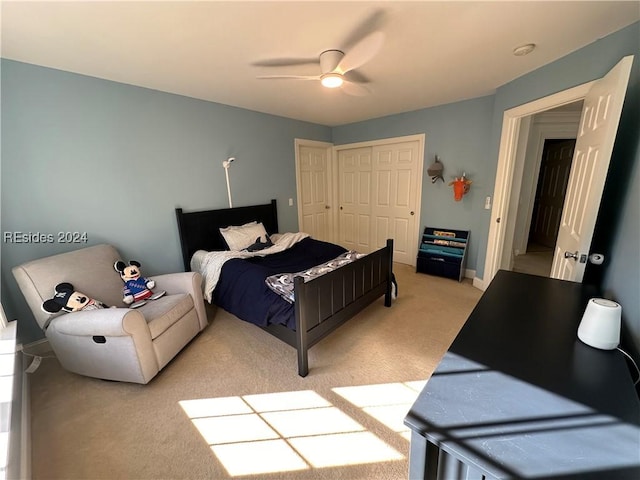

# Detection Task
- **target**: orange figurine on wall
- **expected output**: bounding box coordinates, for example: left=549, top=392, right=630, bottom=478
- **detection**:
left=449, top=174, right=472, bottom=201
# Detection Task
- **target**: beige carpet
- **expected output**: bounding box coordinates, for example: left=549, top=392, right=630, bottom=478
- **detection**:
left=513, top=247, right=553, bottom=277
left=28, top=263, right=482, bottom=480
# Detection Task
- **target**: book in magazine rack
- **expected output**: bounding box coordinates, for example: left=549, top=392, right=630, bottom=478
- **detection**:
left=175, top=199, right=394, bottom=376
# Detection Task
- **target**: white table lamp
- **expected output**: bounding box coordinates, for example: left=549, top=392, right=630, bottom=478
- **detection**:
left=577, top=298, right=621, bottom=350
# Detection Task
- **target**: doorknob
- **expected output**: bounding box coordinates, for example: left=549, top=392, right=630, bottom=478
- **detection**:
left=410, top=211, right=415, bottom=215
left=564, top=251, right=579, bottom=260
left=325, top=205, right=330, bottom=209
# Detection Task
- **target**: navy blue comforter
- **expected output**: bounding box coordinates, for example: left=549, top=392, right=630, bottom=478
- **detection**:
left=212, top=237, right=347, bottom=329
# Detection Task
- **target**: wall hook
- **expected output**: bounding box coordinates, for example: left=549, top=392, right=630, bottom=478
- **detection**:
left=449, top=173, right=472, bottom=201
left=427, top=155, right=444, bottom=183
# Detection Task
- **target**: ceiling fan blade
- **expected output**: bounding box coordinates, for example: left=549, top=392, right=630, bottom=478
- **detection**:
left=336, top=31, right=385, bottom=74
left=344, top=70, right=371, bottom=84
left=341, top=80, right=371, bottom=97
left=252, top=57, right=319, bottom=68
left=341, top=9, right=387, bottom=53
left=257, top=75, right=320, bottom=81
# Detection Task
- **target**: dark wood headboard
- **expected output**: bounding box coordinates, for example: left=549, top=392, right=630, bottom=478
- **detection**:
left=175, top=199, right=279, bottom=271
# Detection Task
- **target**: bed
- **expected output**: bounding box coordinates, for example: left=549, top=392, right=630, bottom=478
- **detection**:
left=175, top=199, right=394, bottom=376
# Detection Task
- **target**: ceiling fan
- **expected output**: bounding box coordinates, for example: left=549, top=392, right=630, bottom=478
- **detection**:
left=253, top=11, right=386, bottom=96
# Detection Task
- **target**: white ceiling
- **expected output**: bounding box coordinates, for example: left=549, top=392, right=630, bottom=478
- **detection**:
left=2, top=1, right=638, bottom=126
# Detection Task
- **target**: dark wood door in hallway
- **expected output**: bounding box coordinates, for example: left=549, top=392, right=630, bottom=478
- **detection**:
left=529, top=138, right=575, bottom=248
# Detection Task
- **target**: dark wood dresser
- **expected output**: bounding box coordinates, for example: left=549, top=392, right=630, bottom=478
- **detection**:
left=404, top=270, right=640, bottom=479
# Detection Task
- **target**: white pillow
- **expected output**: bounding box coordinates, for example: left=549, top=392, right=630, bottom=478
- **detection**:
left=220, top=221, right=269, bottom=251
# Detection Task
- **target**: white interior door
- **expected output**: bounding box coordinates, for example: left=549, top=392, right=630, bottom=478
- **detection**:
left=551, top=56, right=633, bottom=281
left=295, top=140, right=332, bottom=242
left=371, top=141, right=421, bottom=264
left=337, top=136, right=423, bottom=264
left=338, top=147, right=373, bottom=252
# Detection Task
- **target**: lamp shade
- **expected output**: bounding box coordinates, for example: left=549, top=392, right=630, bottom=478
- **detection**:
left=577, top=298, right=621, bottom=350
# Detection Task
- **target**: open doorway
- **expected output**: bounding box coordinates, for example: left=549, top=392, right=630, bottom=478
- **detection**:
left=513, top=137, right=577, bottom=276
left=482, top=54, right=633, bottom=289
left=480, top=81, right=592, bottom=291
left=502, top=102, right=582, bottom=277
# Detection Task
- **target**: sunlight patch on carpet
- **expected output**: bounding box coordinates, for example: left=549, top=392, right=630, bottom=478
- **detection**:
left=289, top=431, right=403, bottom=468
left=243, top=390, right=331, bottom=412
left=262, top=407, right=365, bottom=438
left=180, top=396, right=252, bottom=418
left=333, top=381, right=426, bottom=441
left=179, top=388, right=404, bottom=476
left=191, top=414, right=279, bottom=445
left=212, top=439, right=308, bottom=476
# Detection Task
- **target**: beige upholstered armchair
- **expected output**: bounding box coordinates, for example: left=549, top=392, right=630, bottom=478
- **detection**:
left=12, top=244, right=207, bottom=384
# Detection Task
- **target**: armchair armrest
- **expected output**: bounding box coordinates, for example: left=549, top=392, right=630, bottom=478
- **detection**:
left=49, top=307, right=149, bottom=338
left=149, top=271, right=207, bottom=331
left=149, top=271, right=202, bottom=296
left=45, top=307, right=159, bottom=384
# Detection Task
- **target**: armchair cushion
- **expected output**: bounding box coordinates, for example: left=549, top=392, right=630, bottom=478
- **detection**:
left=140, top=293, right=193, bottom=340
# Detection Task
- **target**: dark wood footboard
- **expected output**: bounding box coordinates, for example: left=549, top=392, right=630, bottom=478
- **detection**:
left=263, top=238, right=394, bottom=376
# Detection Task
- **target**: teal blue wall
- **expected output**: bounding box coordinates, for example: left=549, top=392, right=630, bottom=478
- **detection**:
left=484, top=22, right=639, bottom=278
left=1, top=61, right=331, bottom=342
left=332, top=95, right=495, bottom=275
left=2, top=22, right=638, bottom=346
left=481, top=21, right=639, bottom=347
left=334, top=21, right=639, bottom=346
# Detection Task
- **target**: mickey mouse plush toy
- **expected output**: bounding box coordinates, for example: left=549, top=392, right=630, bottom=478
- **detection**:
left=42, top=282, right=110, bottom=314
left=114, top=260, right=165, bottom=306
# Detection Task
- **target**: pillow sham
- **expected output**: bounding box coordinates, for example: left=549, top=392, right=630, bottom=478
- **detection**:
left=220, top=221, right=270, bottom=251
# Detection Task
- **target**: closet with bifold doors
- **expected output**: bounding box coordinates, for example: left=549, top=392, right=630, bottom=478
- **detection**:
left=335, top=135, right=424, bottom=266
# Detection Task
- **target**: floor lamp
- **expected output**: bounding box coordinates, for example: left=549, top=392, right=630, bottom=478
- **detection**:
left=222, top=157, right=235, bottom=208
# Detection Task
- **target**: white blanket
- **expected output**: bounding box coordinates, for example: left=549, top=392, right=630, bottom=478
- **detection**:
left=191, top=232, right=309, bottom=302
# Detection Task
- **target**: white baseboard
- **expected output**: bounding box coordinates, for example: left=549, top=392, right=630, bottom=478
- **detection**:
left=473, top=276, right=490, bottom=291
left=2, top=335, right=33, bottom=480
left=1, top=322, right=30, bottom=480
left=20, top=368, right=31, bottom=480
left=19, top=339, right=46, bottom=478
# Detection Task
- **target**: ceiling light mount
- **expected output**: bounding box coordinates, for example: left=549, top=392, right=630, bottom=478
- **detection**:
left=319, top=49, right=344, bottom=73
left=513, top=43, right=536, bottom=56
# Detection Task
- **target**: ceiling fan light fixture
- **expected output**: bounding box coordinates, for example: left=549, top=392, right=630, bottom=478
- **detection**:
left=321, top=73, right=344, bottom=88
